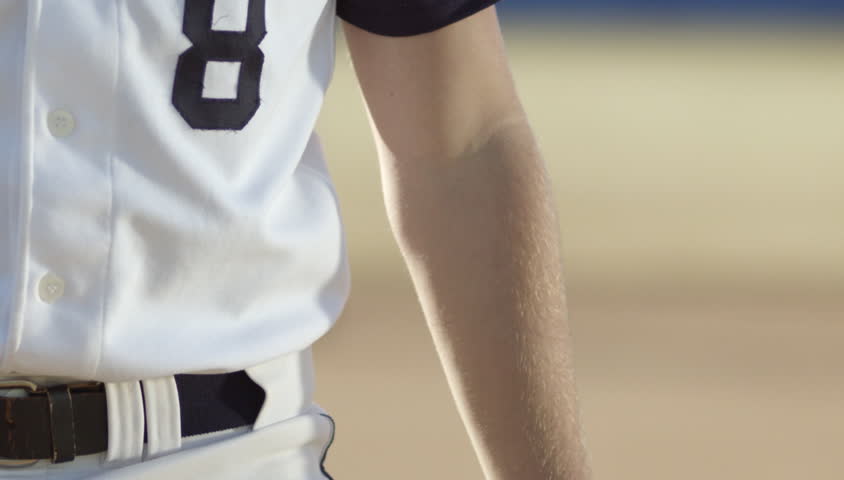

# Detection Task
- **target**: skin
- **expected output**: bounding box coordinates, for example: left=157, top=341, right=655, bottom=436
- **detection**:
left=344, top=7, right=592, bottom=480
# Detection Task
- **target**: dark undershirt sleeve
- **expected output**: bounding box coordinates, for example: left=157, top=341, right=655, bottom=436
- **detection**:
left=337, top=0, right=502, bottom=37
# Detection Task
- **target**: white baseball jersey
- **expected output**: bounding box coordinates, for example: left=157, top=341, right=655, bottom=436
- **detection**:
left=0, top=0, right=498, bottom=383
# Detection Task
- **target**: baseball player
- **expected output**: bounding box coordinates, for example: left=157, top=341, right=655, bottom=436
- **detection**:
left=0, top=0, right=590, bottom=478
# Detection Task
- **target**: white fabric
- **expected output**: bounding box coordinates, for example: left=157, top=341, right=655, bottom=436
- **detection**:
left=104, top=381, right=145, bottom=463
left=0, top=0, right=349, bottom=382
left=249, top=349, right=316, bottom=429
left=141, top=376, right=182, bottom=459
left=211, top=0, right=251, bottom=32
left=202, top=61, right=242, bottom=100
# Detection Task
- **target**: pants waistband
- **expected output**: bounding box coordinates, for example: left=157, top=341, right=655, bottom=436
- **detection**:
left=0, top=348, right=316, bottom=465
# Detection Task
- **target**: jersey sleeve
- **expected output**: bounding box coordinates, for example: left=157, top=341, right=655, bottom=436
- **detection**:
left=336, top=0, right=502, bottom=37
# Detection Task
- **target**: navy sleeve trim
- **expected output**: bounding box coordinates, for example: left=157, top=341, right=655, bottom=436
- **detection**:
left=337, top=0, right=501, bottom=37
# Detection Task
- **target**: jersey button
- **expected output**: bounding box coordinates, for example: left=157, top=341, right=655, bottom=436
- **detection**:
left=47, top=110, right=76, bottom=138
left=38, top=273, right=65, bottom=304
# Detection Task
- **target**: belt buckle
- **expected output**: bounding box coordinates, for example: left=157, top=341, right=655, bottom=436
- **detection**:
left=0, top=380, right=42, bottom=467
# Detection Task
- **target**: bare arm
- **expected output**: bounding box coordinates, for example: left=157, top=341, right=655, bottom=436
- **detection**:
left=344, top=8, right=591, bottom=479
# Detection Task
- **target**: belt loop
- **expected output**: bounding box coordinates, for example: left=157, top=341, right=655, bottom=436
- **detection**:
left=46, top=385, right=76, bottom=463
left=104, top=381, right=145, bottom=463
left=141, top=376, right=182, bottom=459
left=247, top=348, right=314, bottom=429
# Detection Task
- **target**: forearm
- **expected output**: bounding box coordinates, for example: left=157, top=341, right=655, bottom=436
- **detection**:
left=382, top=118, right=591, bottom=480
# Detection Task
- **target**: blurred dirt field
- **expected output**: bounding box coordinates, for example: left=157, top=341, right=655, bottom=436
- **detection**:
left=313, top=23, right=844, bottom=479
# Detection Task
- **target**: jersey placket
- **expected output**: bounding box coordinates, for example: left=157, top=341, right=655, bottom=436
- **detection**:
left=5, top=1, right=119, bottom=378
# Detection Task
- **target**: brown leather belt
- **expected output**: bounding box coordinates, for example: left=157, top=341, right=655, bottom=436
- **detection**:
left=0, top=372, right=265, bottom=464
left=0, top=381, right=106, bottom=463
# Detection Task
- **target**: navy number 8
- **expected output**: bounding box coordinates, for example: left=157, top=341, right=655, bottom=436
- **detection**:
left=172, top=0, right=266, bottom=130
